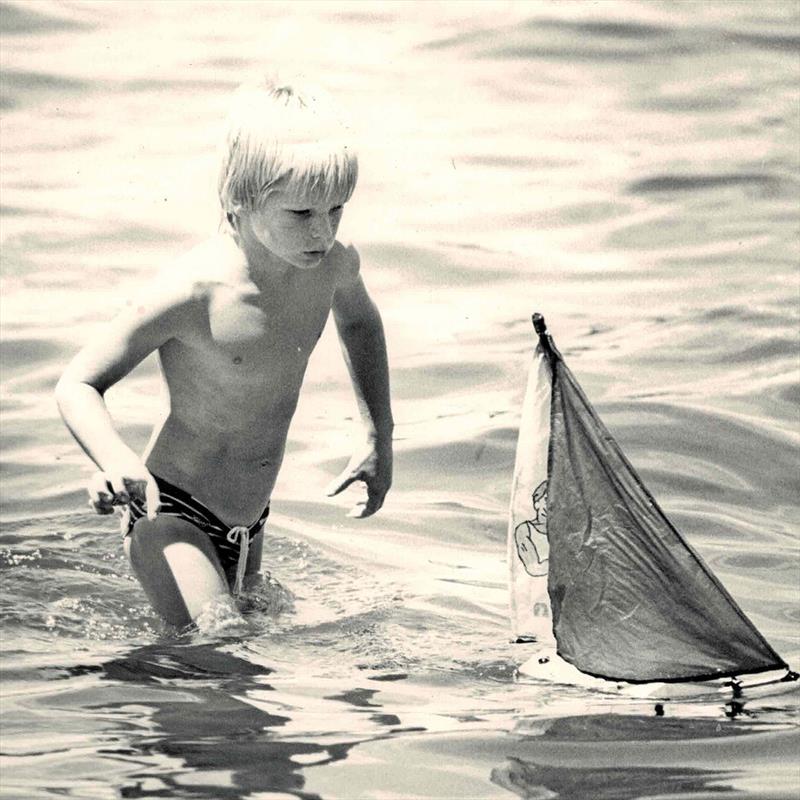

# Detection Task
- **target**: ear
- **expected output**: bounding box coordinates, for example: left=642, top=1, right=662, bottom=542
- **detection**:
left=226, top=207, right=242, bottom=232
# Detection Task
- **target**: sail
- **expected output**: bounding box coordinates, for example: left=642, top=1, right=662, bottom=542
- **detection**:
left=508, top=343, right=556, bottom=645
left=509, top=314, right=787, bottom=683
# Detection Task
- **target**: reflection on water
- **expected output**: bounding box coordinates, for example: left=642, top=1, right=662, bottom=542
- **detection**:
left=490, top=710, right=800, bottom=800
left=75, top=644, right=355, bottom=799
left=492, top=757, right=734, bottom=800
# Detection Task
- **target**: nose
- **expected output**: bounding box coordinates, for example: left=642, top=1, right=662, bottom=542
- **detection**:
left=310, top=212, right=332, bottom=243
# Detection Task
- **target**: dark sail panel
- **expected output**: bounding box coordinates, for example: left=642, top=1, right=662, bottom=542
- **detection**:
left=539, top=322, right=786, bottom=683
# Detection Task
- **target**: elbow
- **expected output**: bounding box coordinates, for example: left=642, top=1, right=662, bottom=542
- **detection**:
left=54, top=373, right=100, bottom=415
left=338, top=311, right=383, bottom=342
left=338, top=319, right=367, bottom=340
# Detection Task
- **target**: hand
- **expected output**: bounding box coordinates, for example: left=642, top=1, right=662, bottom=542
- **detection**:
left=87, top=464, right=161, bottom=520
left=325, top=439, right=392, bottom=518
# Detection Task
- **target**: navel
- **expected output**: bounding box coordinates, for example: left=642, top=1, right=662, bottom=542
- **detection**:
left=233, top=355, right=243, bottom=365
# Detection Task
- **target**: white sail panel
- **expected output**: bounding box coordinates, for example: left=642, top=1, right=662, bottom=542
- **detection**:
left=508, top=344, right=555, bottom=645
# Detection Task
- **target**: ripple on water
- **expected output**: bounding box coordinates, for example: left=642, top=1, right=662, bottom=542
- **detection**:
left=0, top=337, right=70, bottom=376
left=422, top=15, right=693, bottom=62
left=627, top=173, right=789, bottom=195
left=0, top=68, right=92, bottom=111
left=0, top=2, right=93, bottom=36
left=708, top=551, right=798, bottom=575
left=604, top=401, right=800, bottom=511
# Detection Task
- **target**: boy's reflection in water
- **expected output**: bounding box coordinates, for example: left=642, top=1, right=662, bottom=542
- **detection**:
left=81, top=643, right=356, bottom=800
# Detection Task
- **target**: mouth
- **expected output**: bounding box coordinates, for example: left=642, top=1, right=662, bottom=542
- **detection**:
left=304, top=250, right=327, bottom=258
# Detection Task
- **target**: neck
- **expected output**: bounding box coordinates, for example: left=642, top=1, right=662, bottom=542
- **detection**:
left=232, top=224, right=293, bottom=285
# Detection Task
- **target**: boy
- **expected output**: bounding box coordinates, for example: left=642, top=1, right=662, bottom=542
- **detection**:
left=55, top=78, right=393, bottom=627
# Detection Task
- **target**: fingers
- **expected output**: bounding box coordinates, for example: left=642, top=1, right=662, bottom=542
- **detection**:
left=120, top=476, right=159, bottom=519
left=325, top=469, right=361, bottom=497
left=347, top=500, right=378, bottom=518
left=326, top=458, right=390, bottom=518
left=87, top=470, right=160, bottom=519
left=346, top=483, right=387, bottom=519
left=87, top=471, right=122, bottom=515
left=144, top=475, right=161, bottom=520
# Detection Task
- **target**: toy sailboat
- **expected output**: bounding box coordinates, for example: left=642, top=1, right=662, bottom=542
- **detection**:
left=509, top=314, right=796, bottom=696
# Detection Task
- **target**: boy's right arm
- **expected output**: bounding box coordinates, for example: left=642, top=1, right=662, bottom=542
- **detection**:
left=55, top=280, right=195, bottom=518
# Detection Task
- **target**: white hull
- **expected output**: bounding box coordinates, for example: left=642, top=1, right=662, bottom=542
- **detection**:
left=517, top=648, right=798, bottom=703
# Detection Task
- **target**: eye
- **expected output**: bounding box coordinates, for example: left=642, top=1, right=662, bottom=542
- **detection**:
left=289, top=209, right=311, bottom=217
left=329, top=205, right=344, bottom=214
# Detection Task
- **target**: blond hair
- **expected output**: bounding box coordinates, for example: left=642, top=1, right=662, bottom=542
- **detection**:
left=218, top=77, right=358, bottom=217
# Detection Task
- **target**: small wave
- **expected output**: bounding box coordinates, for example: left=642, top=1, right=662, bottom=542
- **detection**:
left=713, top=337, right=799, bottom=364
left=422, top=16, right=683, bottom=62
left=2, top=220, right=185, bottom=253
left=544, top=20, right=671, bottom=40
left=0, top=68, right=90, bottom=110
left=777, top=383, right=800, bottom=406
left=481, top=43, right=651, bottom=64
left=0, top=337, right=68, bottom=374
left=194, top=595, right=251, bottom=637
left=481, top=16, right=700, bottom=63
left=698, top=305, right=779, bottom=324
left=724, top=30, right=800, bottom=53
left=421, top=27, right=497, bottom=51
left=602, top=401, right=800, bottom=510
left=627, top=173, right=787, bottom=195
left=0, top=2, right=93, bottom=35
left=708, top=551, right=796, bottom=575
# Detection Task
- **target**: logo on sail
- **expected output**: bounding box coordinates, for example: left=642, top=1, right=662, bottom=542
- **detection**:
left=514, top=479, right=549, bottom=577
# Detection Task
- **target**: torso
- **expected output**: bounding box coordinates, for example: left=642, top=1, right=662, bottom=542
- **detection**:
left=144, top=234, right=350, bottom=525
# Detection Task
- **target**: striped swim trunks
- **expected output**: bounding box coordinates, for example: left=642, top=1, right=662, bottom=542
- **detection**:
left=124, top=473, right=269, bottom=594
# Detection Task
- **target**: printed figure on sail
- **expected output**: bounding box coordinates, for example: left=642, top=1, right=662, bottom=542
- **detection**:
left=514, top=479, right=549, bottom=578
left=508, top=313, right=796, bottom=692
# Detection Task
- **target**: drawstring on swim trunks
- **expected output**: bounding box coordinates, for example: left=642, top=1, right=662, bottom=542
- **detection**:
left=226, top=526, right=250, bottom=597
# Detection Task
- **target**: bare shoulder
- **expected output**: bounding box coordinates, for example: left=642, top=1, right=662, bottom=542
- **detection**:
left=110, top=235, right=243, bottom=343
left=330, top=240, right=378, bottom=325
left=328, top=240, right=361, bottom=288
left=159, top=234, right=246, bottom=301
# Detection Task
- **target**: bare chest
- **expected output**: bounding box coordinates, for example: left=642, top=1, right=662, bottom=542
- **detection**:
left=205, top=282, right=333, bottom=371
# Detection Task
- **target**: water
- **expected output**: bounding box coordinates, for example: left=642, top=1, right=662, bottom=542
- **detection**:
left=1, top=1, right=799, bottom=797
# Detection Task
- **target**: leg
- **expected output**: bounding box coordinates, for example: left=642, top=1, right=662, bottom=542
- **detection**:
left=124, top=515, right=232, bottom=627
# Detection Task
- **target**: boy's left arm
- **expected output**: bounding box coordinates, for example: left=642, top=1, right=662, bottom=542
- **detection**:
left=328, top=247, right=393, bottom=518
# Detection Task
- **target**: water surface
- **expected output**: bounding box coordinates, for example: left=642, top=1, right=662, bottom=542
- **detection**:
left=1, top=1, right=799, bottom=798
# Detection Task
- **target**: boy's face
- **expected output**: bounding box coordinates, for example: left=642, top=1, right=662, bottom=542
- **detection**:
left=239, top=184, right=347, bottom=270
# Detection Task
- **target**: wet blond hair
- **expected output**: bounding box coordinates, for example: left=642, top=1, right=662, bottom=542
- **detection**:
left=218, top=77, right=358, bottom=219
